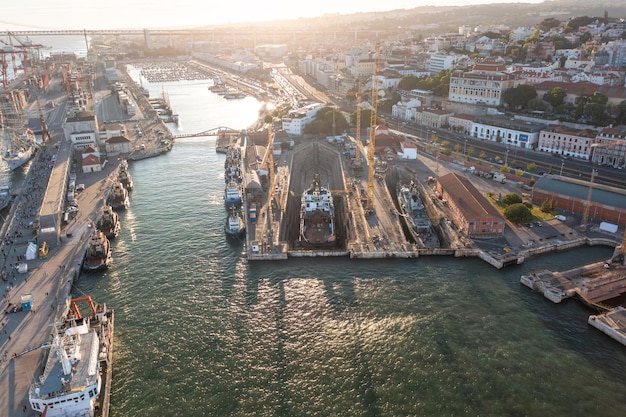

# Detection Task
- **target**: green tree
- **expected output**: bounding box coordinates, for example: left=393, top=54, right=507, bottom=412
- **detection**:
left=398, top=75, right=420, bottom=91
left=528, top=98, right=548, bottom=111
left=543, top=87, right=567, bottom=108
left=526, top=162, right=536, bottom=171
left=502, top=85, right=537, bottom=110
left=304, top=107, right=349, bottom=135
left=502, top=193, right=523, bottom=206
left=504, top=203, right=534, bottom=223
left=541, top=197, right=557, bottom=213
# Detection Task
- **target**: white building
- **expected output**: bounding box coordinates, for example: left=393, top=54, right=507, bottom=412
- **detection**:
left=281, top=103, right=326, bottom=136
left=471, top=116, right=546, bottom=149
left=449, top=59, right=523, bottom=106
left=63, top=111, right=99, bottom=150
left=538, top=125, right=598, bottom=160
left=428, top=54, right=457, bottom=73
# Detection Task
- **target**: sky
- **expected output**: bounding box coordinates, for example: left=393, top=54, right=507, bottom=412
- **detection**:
left=1, top=0, right=546, bottom=31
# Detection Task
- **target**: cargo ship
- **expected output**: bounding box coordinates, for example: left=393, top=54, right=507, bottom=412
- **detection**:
left=299, top=174, right=336, bottom=248
left=29, top=296, right=114, bottom=417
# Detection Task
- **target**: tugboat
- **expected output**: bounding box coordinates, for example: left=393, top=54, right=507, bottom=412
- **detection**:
left=224, top=181, right=242, bottom=208
left=118, top=160, right=134, bottom=191
left=29, top=295, right=114, bottom=417
left=108, top=183, right=129, bottom=210
left=299, top=174, right=336, bottom=248
left=83, top=230, right=112, bottom=272
left=224, top=208, right=246, bottom=239
left=97, top=205, right=121, bottom=239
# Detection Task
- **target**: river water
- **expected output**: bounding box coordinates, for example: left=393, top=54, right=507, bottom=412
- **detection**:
left=64, top=71, right=626, bottom=416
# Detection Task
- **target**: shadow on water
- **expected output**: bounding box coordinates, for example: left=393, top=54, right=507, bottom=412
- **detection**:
left=322, top=275, right=357, bottom=311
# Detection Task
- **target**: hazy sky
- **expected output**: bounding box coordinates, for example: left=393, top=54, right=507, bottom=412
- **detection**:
left=1, top=0, right=545, bottom=30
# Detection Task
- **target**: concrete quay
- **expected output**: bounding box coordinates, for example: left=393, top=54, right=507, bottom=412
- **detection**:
left=0, top=137, right=123, bottom=417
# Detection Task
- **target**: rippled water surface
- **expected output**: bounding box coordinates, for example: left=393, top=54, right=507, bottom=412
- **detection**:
left=72, top=79, right=626, bottom=417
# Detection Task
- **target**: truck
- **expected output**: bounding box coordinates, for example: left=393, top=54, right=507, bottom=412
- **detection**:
left=492, top=173, right=506, bottom=184
left=248, top=202, right=257, bottom=224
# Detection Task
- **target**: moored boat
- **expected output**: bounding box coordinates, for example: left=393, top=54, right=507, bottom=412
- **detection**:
left=224, top=181, right=242, bottom=207
left=299, top=174, right=336, bottom=248
left=2, top=128, right=36, bottom=170
left=108, top=183, right=129, bottom=210
left=83, top=230, right=112, bottom=272
left=118, top=161, right=134, bottom=191
left=97, top=205, right=121, bottom=239
left=225, top=208, right=246, bottom=238
left=29, top=296, right=114, bottom=417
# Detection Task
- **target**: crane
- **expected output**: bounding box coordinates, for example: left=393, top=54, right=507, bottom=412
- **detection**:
left=581, top=140, right=626, bottom=232
left=579, top=169, right=597, bottom=232
left=366, top=43, right=381, bottom=213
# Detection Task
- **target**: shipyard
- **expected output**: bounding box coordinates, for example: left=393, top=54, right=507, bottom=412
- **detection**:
left=2, top=3, right=626, bottom=415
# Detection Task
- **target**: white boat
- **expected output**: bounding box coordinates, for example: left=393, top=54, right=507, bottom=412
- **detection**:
left=299, top=174, right=336, bottom=248
left=225, top=208, right=246, bottom=238
left=2, top=128, right=36, bottom=170
left=29, top=296, right=114, bottom=417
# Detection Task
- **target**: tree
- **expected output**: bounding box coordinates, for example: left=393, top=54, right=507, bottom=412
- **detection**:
left=541, top=197, right=557, bottom=213
left=538, top=17, right=562, bottom=32
left=350, top=108, right=379, bottom=129
left=502, top=193, right=523, bottom=206
left=304, top=106, right=349, bottom=135
left=543, top=87, right=567, bottom=108
left=528, top=98, right=548, bottom=111
left=526, top=162, right=536, bottom=171
left=502, top=85, right=537, bottom=110
left=504, top=203, right=533, bottom=223
left=398, top=75, right=420, bottom=91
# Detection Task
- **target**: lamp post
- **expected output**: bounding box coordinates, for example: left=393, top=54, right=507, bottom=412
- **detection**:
left=504, top=149, right=510, bottom=167
left=463, top=139, right=467, bottom=157
left=560, top=160, right=564, bottom=176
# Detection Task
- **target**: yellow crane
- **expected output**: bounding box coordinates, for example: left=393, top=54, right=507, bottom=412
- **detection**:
left=579, top=168, right=597, bottom=232
left=366, top=43, right=381, bottom=213
left=582, top=140, right=626, bottom=232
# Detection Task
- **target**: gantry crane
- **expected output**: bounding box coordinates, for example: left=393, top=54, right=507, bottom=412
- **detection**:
left=366, top=43, right=381, bottom=213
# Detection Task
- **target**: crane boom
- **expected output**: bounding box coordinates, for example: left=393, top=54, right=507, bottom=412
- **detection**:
left=366, top=43, right=380, bottom=212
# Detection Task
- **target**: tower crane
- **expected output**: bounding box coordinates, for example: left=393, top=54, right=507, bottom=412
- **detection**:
left=366, top=43, right=381, bottom=213
left=350, top=81, right=364, bottom=172
left=579, top=169, right=597, bottom=233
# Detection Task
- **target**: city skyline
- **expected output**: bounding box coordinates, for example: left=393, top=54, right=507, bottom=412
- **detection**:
left=2, top=0, right=545, bottom=31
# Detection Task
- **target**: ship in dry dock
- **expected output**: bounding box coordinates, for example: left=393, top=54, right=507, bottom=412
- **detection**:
left=29, top=296, right=114, bottom=417
left=299, top=174, right=336, bottom=248
left=397, top=181, right=434, bottom=243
